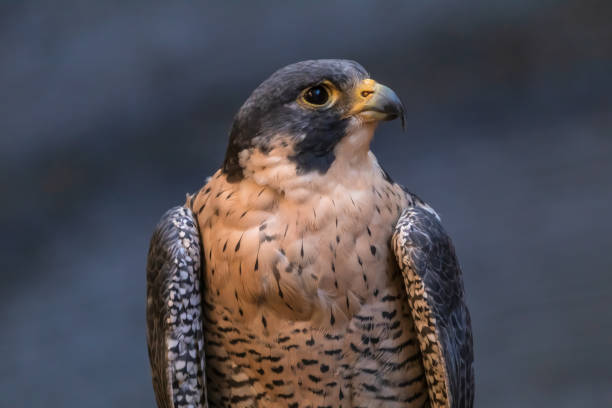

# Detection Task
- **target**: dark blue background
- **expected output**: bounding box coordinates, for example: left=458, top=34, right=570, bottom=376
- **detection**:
left=1, top=1, right=611, bottom=406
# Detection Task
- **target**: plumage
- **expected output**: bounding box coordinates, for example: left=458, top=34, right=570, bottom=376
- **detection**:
left=393, top=206, right=475, bottom=407
left=146, top=207, right=208, bottom=408
left=146, top=59, right=474, bottom=408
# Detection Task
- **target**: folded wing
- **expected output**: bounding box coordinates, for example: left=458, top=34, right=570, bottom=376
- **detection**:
left=392, top=206, right=474, bottom=408
left=146, top=206, right=208, bottom=408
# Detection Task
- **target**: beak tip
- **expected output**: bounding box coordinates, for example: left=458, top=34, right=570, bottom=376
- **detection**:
left=381, top=84, right=406, bottom=131
left=354, top=81, right=407, bottom=130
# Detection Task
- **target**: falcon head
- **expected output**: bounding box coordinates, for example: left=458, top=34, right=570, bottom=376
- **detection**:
left=222, top=59, right=404, bottom=187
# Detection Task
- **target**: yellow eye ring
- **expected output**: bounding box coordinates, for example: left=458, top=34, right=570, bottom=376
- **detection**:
left=298, top=81, right=338, bottom=109
left=303, top=85, right=329, bottom=105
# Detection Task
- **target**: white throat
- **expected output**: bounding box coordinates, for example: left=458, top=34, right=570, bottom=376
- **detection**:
left=238, top=122, right=381, bottom=201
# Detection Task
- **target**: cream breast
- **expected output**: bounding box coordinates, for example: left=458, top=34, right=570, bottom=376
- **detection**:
left=191, top=125, right=410, bottom=333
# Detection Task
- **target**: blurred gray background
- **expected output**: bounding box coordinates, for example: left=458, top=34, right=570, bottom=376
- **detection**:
left=1, top=1, right=611, bottom=407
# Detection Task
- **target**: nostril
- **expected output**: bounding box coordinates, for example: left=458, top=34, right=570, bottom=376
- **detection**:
left=361, top=90, right=374, bottom=98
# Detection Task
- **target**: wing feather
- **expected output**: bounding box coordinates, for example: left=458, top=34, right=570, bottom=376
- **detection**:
left=392, top=205, right=474, bottom=408
left=146, top=206, right=208, bottom=408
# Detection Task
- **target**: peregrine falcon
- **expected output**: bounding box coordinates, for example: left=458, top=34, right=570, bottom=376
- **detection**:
left=146, top=59, right=474, bottom=408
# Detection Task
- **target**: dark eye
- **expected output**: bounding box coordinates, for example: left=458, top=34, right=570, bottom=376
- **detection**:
left=303, top=85, right=329, bottom=106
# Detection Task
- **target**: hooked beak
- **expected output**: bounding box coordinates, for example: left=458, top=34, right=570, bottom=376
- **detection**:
left=347, top=78, right=406, bottom=129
